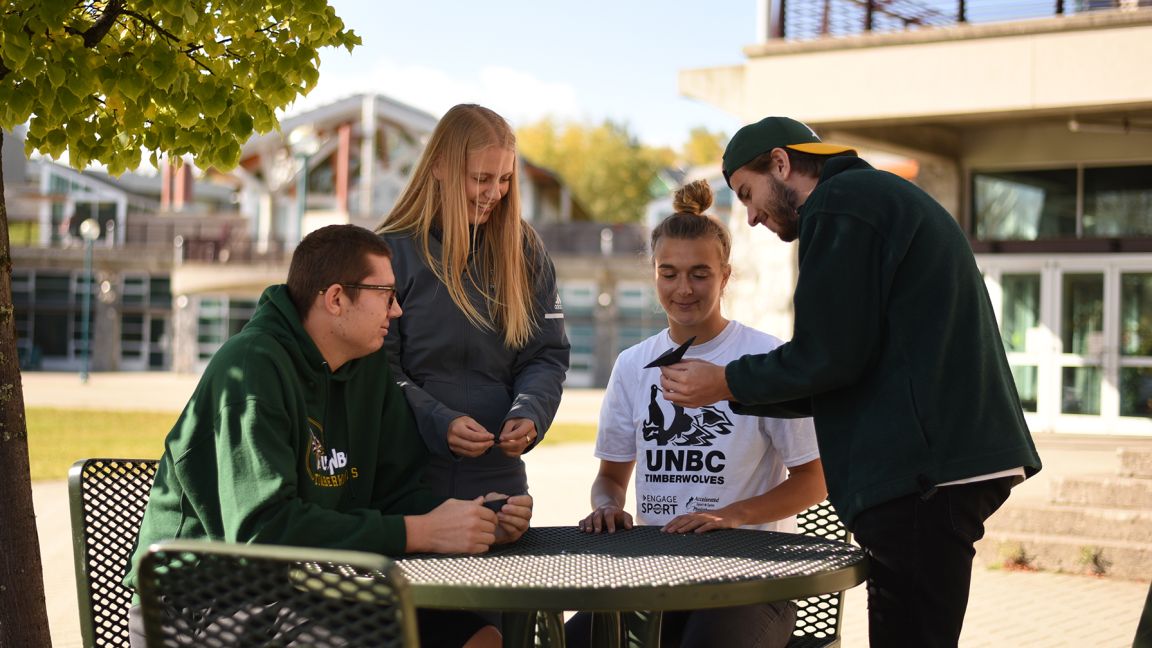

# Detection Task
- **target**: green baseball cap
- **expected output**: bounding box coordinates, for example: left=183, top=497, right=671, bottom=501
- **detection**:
left=722, top=116, right=856, bottom=187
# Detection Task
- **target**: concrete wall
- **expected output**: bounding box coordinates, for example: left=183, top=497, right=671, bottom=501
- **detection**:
left=681, top=12, right=1152, bottom=127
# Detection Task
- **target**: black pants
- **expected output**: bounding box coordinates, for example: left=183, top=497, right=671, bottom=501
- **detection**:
left=1134, top=579, right=1152, bottom=648
left=564, top=601, right=796, bottom=648
left=851, top=476, right=1014, bottom=648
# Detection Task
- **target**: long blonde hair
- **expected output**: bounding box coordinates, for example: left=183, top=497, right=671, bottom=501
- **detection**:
left=377, top=104, right=541, bottom=349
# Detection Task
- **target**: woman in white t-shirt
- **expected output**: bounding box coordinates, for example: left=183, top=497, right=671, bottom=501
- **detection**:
left=567, top=180, right=826, bottom=648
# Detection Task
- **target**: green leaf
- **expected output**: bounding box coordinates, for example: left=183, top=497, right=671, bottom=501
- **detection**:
left=119, top=71, right=145, bottom=102
left=229, top=111, right=254, bottom=136
left=201, top=85, right=229, bottom=118
left=45, top=64, right=66, bottom=88
left=174, top=103, right=201, bottom=128
left=37, top=0, right=74, bottom=26
left=4, top=82, right=36, bottom=126
left=1, top=29, right=33, bottom=69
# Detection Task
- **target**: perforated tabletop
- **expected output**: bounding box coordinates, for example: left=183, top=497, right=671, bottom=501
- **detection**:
left=397, top=526, right=866, bottom=612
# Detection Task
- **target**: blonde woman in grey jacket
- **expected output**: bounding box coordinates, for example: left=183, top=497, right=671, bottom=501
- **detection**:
left=377, top=104, right=570, bottom=501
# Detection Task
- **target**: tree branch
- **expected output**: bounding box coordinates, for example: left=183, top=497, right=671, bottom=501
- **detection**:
left=82, top=0, right=126, bottom=48
left=121, top=8, right=183, bottom=46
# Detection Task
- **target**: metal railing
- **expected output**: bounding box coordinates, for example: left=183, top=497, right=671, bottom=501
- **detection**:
left=770, top=0, right=1152, bottom=41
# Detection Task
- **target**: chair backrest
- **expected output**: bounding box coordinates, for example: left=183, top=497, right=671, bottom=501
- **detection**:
left=788, top=499, right=851, bottom=648
left=68, top=458, right=158, bottom=648
left=137, top=540, right=420, bottom=648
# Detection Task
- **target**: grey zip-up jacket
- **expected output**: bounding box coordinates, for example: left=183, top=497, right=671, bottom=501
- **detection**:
left=381, top=228, right=570, bottom=499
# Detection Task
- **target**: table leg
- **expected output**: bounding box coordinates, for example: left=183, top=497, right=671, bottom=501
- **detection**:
left=622, top=610, right=662, bottom=647
left=590, top=611, right=622, bottom=648
left=587, top=610, right=665, bottom=647
left=501, top=611, right=536, bottom=648
left=535, top=610, right=566, bottom=647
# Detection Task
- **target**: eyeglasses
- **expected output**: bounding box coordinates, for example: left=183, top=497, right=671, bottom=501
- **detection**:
left=320, top=283, right=397, bottom=309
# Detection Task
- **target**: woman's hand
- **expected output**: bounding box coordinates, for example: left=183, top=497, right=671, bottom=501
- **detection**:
left=447, top=416, right=494, bottom=457
left=497, top=418, right=537, bottom=458
left=577, top=505, right=634, bottom=534
left=661, top=509, right=742, bottom=534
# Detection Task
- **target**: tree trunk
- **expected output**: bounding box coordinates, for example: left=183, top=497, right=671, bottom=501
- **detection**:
left=0, top=132, right=53, bottom=646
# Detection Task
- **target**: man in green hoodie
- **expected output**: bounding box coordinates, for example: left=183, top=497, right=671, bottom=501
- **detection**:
left=658, top=117, right=1042, bottom=648
left=125, top=224, right=529, bottom=648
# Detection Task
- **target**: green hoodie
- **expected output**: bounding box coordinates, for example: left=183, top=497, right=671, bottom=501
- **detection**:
left=124, top=285, right=441, bottom=591
left=727, top=157, right=1041, bottom=528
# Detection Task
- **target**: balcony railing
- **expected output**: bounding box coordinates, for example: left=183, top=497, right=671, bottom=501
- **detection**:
left=770, top=0, right=1152, bottom=41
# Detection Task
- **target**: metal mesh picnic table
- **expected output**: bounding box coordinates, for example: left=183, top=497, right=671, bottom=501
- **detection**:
left=397, top=525, right=866, bottom=612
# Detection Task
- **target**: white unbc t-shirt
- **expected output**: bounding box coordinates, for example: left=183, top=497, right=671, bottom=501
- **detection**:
left=595, top=321, right=820, bottom=532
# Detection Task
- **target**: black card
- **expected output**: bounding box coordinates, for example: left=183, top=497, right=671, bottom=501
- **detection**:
left=643, top=336, right=696, bottom=369
left=482, top=497, right=509, bottom=512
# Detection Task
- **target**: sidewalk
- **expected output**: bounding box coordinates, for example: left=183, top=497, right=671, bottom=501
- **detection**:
left=24, top=372, right=1152, bottom=647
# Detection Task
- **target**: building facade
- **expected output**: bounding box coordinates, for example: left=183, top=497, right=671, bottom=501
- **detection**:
left=8, top=94, right=667, bottom=386
left=679, top=0, right=1152, bottom=436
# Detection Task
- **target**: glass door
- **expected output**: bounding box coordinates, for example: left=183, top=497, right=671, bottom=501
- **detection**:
left=1056, top=272, right=1106, bottom=432
left=996, top=272, right=1045, bottom=416
left=980, top=255, right=1152, bottom=436
left=1117, top=272, right=1152, bottom=432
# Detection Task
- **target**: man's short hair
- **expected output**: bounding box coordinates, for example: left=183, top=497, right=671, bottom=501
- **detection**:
left=287, top=225, right=393, bottom=318
left=742, top=148, right=847, bottom=182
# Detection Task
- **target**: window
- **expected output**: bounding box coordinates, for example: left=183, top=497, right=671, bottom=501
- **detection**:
left=972, top=164, right=1152, bottom=241
left=1121, top=273, right=1152, bottom=357
left=1120, top=368, right=1152, bottom=418
left=35, top=273, right=72, bottom=306
left=1012, top=365, right=1039, bottom=413
left=122, top=276, right=148, bottom=307
left=558, top=281, right=597, bottom=318
left=1001, top=274, right=1040, bottom=353
left=196, top=297, right=257, bottom=361
left=616, top=282, right=663, bottom=318
left=1061, top=273, right=1104, bottom=416
left=973, top=169, right=1076, bottom=240
left=1083, top=165, right=1152, bottom=237
left=150, top=277, right=172, bottom=308
left=1000, top=273, right=1041, bottom=413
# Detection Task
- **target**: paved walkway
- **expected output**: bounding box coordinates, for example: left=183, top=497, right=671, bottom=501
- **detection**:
left=25, top=372, right=1152, bottom=647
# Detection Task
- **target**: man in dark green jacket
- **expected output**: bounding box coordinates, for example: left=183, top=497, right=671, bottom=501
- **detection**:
left=659, top=116, right=1041, bottom=648
left=124, top=224, right=529, bottom=648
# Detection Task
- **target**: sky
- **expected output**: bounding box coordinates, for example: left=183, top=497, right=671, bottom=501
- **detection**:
left=287, top=0, right=759, bottom=149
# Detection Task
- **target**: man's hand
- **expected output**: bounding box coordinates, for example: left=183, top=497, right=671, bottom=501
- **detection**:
left=404, top=498, right=497, bottom=554
left=497, top=418, right=537, bottom=458
left=661, top=509, right=740, bottom=534
left=577, top=505, right=634, bottom=534
left=659, top=359, right=733, bottom=408
left=447, top=416, right=494, bottom=457
left=489, top=493, right=533, bottom=544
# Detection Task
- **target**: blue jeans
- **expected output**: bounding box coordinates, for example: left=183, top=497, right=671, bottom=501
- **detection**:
left=851, top=476, right=1014, bottom=648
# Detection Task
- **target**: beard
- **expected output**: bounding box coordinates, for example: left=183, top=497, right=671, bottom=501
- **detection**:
left=767, top=175, right=801, bottom=243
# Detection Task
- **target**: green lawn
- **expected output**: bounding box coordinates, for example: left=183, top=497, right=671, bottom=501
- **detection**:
left=27, top=408, right=174, bottom=481
left=26, top=407, right=597, bottom=482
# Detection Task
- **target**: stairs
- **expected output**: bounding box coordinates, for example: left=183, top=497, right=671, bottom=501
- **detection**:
left=977, top=445, right=1152, bottom=580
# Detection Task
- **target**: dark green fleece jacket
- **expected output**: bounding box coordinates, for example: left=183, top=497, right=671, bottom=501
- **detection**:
left=124, top=284, right=441, bottom=591
left=727, top=157, right=1041, bottom=528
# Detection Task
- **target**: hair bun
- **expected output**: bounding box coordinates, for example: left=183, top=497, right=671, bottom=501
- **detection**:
left=672, top=179, right=714, bottom=216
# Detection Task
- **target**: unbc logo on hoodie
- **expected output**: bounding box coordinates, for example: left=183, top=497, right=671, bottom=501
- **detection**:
left=305, top=421, right=353, bottom=488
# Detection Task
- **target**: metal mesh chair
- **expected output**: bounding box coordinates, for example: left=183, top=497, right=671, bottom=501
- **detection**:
left=68, top=458, right=158, bottom=648
left=137, top=540, right=419, bottom=647
left=788, top=499, right=853, bottom=648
